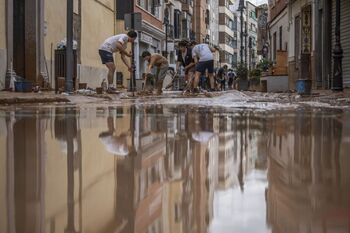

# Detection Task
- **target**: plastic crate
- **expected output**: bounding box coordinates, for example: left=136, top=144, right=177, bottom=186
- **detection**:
left=15, top=81, right=33, bottom=92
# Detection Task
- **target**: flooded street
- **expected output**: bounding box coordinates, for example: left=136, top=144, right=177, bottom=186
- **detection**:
left=0, top=105, right=350, bottom=233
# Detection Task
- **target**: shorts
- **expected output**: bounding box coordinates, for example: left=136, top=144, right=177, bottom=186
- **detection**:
left=195, top=60, right=214, bottom=74
left=99, top=50, right=114, bottom=64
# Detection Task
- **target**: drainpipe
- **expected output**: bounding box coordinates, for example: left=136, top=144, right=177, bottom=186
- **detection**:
left=332, top=0, right=343, bottom=91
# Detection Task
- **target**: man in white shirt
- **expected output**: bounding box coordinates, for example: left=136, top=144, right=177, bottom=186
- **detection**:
left=99, top=31, right=137, bottom=90
left=191, top=42, right=219, bottom=92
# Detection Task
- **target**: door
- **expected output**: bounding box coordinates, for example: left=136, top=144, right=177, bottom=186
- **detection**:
left=13, top=0, right=25, bottom=77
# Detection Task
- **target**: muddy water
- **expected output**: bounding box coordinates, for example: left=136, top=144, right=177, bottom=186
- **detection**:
left=0, top=106, right=350, bottom=233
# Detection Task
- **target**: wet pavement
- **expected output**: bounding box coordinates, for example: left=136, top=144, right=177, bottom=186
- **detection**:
left=0, top=104, right=350, bottom=233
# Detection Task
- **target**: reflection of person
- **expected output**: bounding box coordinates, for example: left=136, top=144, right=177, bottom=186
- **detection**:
left=192, top=132, right=215, bottom=143
left=99, top=116, right=130, bottom=156
left=98, top=31, right=137, bottom=91
left=142, top=51, right=169, bottom=95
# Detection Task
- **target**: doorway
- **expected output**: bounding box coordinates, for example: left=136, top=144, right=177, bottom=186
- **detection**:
left=13, top=0, right=25, bottom=78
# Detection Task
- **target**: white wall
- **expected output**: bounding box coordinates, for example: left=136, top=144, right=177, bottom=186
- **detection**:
left=269, top=8, right=288, bottom=61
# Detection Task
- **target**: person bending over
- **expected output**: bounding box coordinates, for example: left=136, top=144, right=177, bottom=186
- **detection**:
left=98, top=31, right=137, bottom=91
left=191, top=43, right=219, bottom=93
left=142, top=51, right=169, bottom=95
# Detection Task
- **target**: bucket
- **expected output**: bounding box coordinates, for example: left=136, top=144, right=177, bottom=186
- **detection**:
left=14, top=81, right=33, bottom=92
left=296, top=79, right=312, bottom=95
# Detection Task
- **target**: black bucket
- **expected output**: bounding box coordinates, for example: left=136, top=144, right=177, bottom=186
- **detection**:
left=296, top=79, right=312, bottom=95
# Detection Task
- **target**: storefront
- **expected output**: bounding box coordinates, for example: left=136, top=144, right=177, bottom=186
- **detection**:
left=135, top=32, right=161, bottom=80
left=133, top=22, right=164, bottom=85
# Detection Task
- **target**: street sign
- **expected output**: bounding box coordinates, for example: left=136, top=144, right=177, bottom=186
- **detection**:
left=124, top=13, right=142, bottom=31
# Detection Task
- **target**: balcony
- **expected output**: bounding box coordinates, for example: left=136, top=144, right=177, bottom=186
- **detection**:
left=182, top=3, right=193, bottom=15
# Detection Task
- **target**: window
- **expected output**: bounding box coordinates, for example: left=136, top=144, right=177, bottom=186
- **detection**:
left=279, top=26, right=283, bottom=50
left=137, top=0, right=159, bottom=17
left=233, top=52, right=238, bottom=66
left=182, top=18, right=188, bottom=38
left=174, top=10, right=181, bottom=39
left=205, top=9, right=210, bottom=25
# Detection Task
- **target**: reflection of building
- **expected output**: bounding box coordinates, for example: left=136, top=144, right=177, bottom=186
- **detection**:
left=116, top=106, right=167, bottom=233
left=0, top=105, right=271, bottom=233
left=246, top=1, right=258, bottom=69
left=266, top=112, right=350, bottom=232
left=219, top=0, right=236, bottom=69
left=217, top=116, right=236, bottom=189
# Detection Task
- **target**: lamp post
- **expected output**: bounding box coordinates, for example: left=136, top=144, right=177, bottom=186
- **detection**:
left=238, top=0, right=245, bottom=65
left=332, top=0, right=343, bottom=91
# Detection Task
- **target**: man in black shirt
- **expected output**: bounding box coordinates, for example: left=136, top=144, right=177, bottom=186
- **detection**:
left=176, top=40, right=196, bottom=92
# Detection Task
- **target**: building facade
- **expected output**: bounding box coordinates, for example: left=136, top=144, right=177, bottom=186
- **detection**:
left=286, top=0, right=350, bottom=90
left=246, top=1, right=258, bottom=70
left=219, top=0, right=236, bottom=69
left=268, top=0, right=288, bottom=64
left=1, top=0, right=119, bottom=89
left=256, top=4, right=268, bottom=60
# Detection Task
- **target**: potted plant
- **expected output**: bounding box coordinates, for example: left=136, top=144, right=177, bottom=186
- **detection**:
left=236, top=63, right=249, bottom=91
left=257, top=59, right=273, bottom=76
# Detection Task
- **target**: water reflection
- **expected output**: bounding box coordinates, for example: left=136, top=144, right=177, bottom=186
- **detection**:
left=0, top=106, right=350, bottom=233
left=266, top=110, right=350, bottom=233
